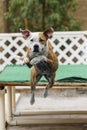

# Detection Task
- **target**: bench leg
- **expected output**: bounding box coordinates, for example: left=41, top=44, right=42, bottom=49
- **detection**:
left=12, top=86, right=16, bottom=113
left=0, top=87, right=6, bottom=130
left=6, top=86, right=12, bottom=123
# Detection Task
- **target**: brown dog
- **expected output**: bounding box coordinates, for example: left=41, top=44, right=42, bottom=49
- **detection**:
left=20, top=27, right=58, bottom=104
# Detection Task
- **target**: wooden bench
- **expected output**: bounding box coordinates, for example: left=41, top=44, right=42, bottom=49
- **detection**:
left=0, top=31, right=87, bottom=130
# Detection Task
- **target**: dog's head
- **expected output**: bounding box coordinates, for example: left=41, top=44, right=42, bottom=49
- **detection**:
left=20, top=27, right=54, bottom=57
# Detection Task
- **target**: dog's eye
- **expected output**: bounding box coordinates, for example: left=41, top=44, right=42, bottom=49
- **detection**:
left=30, top=39, right=33, bottom=42
left=39, top=38, right=44, bottom=42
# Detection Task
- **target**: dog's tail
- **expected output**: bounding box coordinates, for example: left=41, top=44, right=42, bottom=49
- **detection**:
left=16, top=55, right=24, bottom=60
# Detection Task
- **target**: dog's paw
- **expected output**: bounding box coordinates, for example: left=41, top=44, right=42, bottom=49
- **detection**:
left=30, top=58, right=38, bottom=65
left=30, top=97, right=35, bottom=105
left=30, top=91, right=35, bottom=105
left=41, top=56, right=47, bottom=61
left=30, top=56, right=47, bottom=65
left=16, top=56, right=29, bottom=65
left=43, top=88, right=48, bottom=98
left=23, top=57, right=29, bottom=64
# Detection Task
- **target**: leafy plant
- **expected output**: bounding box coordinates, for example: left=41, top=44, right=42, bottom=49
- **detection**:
left=5, top=0, right=81, bottom=32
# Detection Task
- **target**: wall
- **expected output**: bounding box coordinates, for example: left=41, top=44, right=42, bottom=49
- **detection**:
left=0, top=0, right=7, bottom=33
left=75, top=0, right=87, bottom=30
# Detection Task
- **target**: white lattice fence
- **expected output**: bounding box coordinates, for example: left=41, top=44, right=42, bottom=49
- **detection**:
left=0, top=33, right=26, bottom=68
left=0, top=31, right=87, bottom=69
left=51, top=31, right=87, bottom=64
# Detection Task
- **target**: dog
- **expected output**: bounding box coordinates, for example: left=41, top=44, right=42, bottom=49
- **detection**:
left=19, top=27, right=58, bottom=104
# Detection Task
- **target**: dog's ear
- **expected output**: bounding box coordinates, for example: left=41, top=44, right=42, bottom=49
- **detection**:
left=20, top=28, right=31, bottom=38
left=43, top=27, right=54, bottom=38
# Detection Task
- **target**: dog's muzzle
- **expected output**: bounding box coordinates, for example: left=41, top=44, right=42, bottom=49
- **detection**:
left=33, top=44, right=39, bottom=52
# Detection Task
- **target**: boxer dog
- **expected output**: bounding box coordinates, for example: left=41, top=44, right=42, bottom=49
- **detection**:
left=20, top=27, right=58, bottom=104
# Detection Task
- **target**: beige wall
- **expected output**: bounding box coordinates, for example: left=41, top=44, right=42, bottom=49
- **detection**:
left=75, top=0, right=87, bottom=30
left=0, top=0, right=7, bottom=33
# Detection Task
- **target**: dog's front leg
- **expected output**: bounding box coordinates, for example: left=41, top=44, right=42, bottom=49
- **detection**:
left=30, top=88, right=35, bottom=105
left=30, top=66, right=42, bottom=105
left=30, top=67, right=37, bottom=105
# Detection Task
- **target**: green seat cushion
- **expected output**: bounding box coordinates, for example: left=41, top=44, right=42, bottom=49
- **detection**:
left=0, top=65, right=87, bottom=83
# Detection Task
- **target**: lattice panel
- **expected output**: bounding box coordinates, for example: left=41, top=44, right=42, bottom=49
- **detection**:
left=0, top=34, right=27, bottom=68
left=51, top=32, right=87, bottom=65
left=0, top=31, right=87, bottom=69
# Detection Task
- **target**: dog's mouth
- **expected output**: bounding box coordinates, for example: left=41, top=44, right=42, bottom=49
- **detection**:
left=33, top=48, right=39, bottom=52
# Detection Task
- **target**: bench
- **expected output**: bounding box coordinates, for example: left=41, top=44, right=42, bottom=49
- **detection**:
left=0, top=31, right=87, bottom=130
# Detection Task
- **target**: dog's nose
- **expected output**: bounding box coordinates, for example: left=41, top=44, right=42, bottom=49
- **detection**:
left=34, top=44, right=39, bottom=52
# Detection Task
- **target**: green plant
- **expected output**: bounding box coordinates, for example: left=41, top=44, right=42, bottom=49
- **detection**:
left=5, top=0, right=81, bottom=32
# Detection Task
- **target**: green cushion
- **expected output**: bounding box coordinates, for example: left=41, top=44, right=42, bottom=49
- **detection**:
left=0, top=65, right=87, bottom=83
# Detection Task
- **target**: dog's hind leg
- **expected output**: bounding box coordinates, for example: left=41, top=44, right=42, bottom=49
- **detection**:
left=43, top=87, right=48, bottom=98
left=43, top=72, right=55, bottom=98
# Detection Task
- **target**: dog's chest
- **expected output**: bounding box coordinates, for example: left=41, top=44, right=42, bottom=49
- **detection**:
left=36, top=60, right=51, bottom=75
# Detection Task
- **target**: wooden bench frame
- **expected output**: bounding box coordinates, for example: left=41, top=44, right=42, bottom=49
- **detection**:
left=1, top=82, right=87, bottom=130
